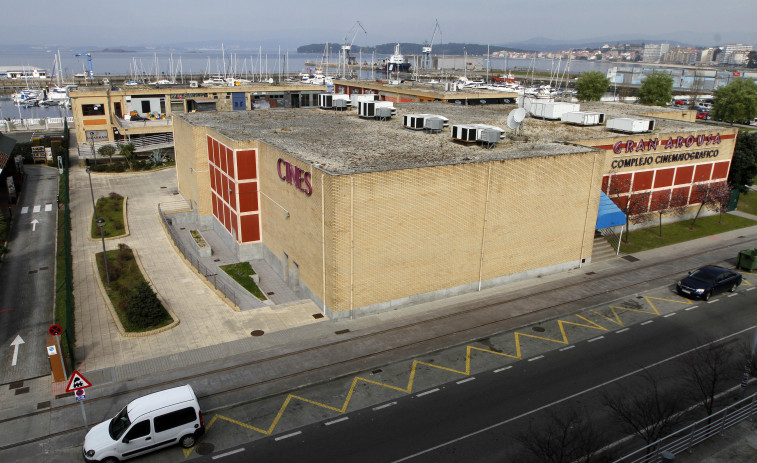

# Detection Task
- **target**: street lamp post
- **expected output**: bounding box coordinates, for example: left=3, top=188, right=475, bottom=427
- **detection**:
left=85, top=167, right=96, bottom=215
left=89, top=131, right=97, bottom=165
left=97, top=218, right=110, bottom=289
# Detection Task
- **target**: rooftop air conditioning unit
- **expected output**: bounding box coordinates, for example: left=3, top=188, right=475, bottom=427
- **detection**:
left=404, top=114, right=450, bottom=130
left=189, top=80, right=199, bottom=88
left=318, top=94, right=333, bottom=109
left=351, top=93, right=379, bottom=107
left=319, top=93, right=351, bottom=110
left=529, top=101, right=580, bottom=120
left=561, top=111, right=606, bottom=126
left=606, top=117, right=656, bottom=133
left=451, top=124, right=478, bottom=142
left=376, top=106, right=393, bottom=121
left=424, top=117, right=446, bottom=133
left=334, top=99, right=348, bottom=110
left=479, top=128, right=502, bottom=148
left=452, top=124, right=505, bottom=144
left=445, top=82, right=457, bottom=92
left=359, top=101, right=396, bottom=119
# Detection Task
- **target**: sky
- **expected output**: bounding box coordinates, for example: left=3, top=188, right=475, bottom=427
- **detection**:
left=4, top=0, right=756, bottom=50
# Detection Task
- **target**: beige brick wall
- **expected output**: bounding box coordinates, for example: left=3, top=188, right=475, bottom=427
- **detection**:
left=173, top=118, right=212, bottom=215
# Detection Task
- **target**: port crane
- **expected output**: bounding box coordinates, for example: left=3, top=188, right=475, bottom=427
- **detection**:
left=421, top=19, right=442, bottom=70
left=340, top=20, right=367, bottom=77
left=73, top=52, right=94, bottom=79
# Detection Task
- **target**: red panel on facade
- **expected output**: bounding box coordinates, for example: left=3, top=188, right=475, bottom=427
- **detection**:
left=230, top=212, right=238, bottom=238
left=214, top=169, right=221, bottom=196
left=629, top=192, right=650, bottom=214
left=611, top=195, right=628, bottom=210
left=711, top=161, right=730, bottom=180
left=609, top=173, right=632, bottom=194
left=209, top=165, right=217, bottom=191
left=690, top=185, right=707, bottom=204
left=221, top=175, right=228, bottom=203
left=601, top=175, right=609, bottom=193
left=653, top=168, right=675, bottom=188
left=694, top=163, right=713, bottom=182
left=238, top=181, right=259, bottom=212
left=649, top=189, right=671, bottom=212
left=674, top=166, right=694, bottom=185
left=240, top=214, right=261, bottom=243
left=226, top=148, right=235, bottom=178
left=219, top=144, right=227, bottom=173
left=224, top=205, right=231, bottom=232
left=229, top=183, right=237, bottom=211
left=236, top=150, right=257, bottom=180
left=212, top=193, right=219, bottom=219
left=207, top=137, right=213, bottom=163
left=671, top=186, right=691, bottom=207
left=632, top=171, right=654, bottom=191
left=212, top=139, right=219, bottom=166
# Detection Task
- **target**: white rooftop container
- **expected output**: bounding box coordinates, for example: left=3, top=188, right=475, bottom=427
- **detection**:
left=606, top=117, right=656, bottom=133
left=529, top=101, right=581, bottom=120
left=561, top=111, right=606, bottom=126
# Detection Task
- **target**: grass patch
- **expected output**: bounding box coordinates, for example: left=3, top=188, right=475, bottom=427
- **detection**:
left=54, top=175, right=73, bottom=362
left=616, top=212, right=757, bottom=255
left=737, top=189, right=757, bottom=216
left=91, top=193, right=125, bottom=238
left=95, top=244, right=172, bottom=332
left=220, top=262, right=267, bottom=301
left=190, top=230, right=207, bottom=247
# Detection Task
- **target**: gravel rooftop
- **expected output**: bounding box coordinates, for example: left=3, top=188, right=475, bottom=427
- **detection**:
left=177, top=100, right=703, bottom=175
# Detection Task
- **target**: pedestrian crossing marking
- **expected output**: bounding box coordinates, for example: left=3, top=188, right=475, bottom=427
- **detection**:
left=45, top=204, right=52, bottom=211
left=19, top=205, right=54, bottom=214
left=33, top=205, right=40, bottom=213
left=21, top=207, right=28, bottom=214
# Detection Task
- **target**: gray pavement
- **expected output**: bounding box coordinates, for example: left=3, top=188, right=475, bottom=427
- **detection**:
left=3, top=136, right=757, bottom=460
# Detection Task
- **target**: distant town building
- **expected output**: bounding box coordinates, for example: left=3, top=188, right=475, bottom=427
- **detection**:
left=642, top=43, right=670, bottom=63
left=699, top=48, right=716, bottom=65
left=0, top=66, right=48, bottom=79
left=718, top=44, right=753, bottom=66
left=663, top=47, right=699, bottom=65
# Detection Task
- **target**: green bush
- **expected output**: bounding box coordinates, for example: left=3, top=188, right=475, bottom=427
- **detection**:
left=126, top=281, right=168, bottom=328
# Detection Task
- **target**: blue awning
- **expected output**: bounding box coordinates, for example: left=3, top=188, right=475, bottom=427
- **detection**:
left=596, top=191, right=626, bottom=229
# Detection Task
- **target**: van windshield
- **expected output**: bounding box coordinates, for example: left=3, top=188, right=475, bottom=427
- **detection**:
left=109, top=406, right=131, bottom=440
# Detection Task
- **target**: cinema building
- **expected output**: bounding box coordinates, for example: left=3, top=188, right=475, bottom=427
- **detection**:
left=172, top=101, right=737, bottom=319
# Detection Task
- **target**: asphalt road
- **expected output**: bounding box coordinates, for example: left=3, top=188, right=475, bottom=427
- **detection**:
left=0, top=165, right=59, bottom=384
left=192, top=286, right=757, bottom=463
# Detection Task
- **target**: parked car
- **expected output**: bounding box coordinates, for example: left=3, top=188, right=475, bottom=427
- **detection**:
left=83, top=385, right=205, bottom=462
left=696, top=111, right=710, bottom=120
left=676, top=266, right=742, bottom=301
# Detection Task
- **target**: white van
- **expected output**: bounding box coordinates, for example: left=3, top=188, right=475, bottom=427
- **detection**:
left=82, top=385, right=205, bottom=462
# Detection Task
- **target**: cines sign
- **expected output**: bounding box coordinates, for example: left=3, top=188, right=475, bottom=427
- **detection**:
left=609, top=133, right=723, bottom=170
left=277, top=158, right=313, bottom=196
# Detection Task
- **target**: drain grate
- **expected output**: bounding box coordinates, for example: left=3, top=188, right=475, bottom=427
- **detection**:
left=532, top=326, right=546, bottom=333
left=213, top=259, right=220, bottom=262
left=37, top=401, right=51, bottom=409
left=372, top=369, right=383, bottom=374
left=28, top=270, right=38, bottom=274
left=622, top=255, right=640, bottom=262
left=195, top=443, right=215, bottom=456
left=312, top=313, right=324, bottom=319
left=335, top=329, right=350, bottom=335
left=15, top=387, right=30, bottom=395
left=585, top=271, right=596, bottom=275
left=160, top=186, right=167, bottom=189
left=250, top=330, right=265, bottom=337
left=8, top=381, right=23, bottom=389
left=40, top=266, right=49, bottom=271
left=266, top=291, right=274, bottom=296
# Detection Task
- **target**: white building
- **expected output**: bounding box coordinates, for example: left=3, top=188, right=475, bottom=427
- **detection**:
left=642, top=43, right=670, bottom=63
left=718, top=44, right=753, bottom=66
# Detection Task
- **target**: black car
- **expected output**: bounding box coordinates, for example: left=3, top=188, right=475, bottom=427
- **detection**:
left=676, top=266, right=742, bottom=301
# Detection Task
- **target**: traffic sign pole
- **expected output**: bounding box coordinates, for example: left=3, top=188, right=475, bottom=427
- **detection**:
left=56, top=335, right=67, bottom=381
left=75, top=390, right=89, bottom=431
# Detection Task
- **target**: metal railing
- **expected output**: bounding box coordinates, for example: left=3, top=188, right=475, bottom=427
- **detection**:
left=0, top=116, right=74, bottom=132
left=613, top=392, right=757, bottom=463
left=158, top=201, right=261, bottom=310
left=79, top=132, right=174, bottom=156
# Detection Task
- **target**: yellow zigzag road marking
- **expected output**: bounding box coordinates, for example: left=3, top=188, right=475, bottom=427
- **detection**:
left=183, top=315, right=609, bottom=458
left=590, top=295, right=685, bottom=326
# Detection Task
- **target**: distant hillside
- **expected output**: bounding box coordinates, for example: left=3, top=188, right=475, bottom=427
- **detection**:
left=297, top=42, right=532, bottom=55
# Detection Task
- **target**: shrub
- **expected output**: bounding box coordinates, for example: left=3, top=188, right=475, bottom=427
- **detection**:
left=117, top=243, right=132, bottom=261
left=109, top=192, right=123, bottom=200
left=126, top=281, right=167, bottom=328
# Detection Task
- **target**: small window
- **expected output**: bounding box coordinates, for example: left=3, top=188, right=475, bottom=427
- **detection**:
left=81, top=104, right=105, bottom=116
left=141, top=101, right=151, bottom=113
left=154, top=407, right=197, bottom=433
left=124, top=420, right=150, bottom=440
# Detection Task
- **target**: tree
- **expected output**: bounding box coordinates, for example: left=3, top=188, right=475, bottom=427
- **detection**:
left=747, top=51, right=757, bottom=69
left=126, top=281, right=167, bottom=328
left=605, top=173, right=649, bottom=243
left=677, top=337, right=739, bottom=418
left=648, top=189, right=689, bottom=237
left=637, top=71, right=674, bottom=107
left=689, top=181, right=730, bottom=229
left=729, top=132, right=757, bottom=192
left=575, top=71, right=610, bottom=102
left=98, top=144, right=116, bottom=163
left=119, top=142, right=136, bottom=170
left=711, top=78, right=757, bottom=124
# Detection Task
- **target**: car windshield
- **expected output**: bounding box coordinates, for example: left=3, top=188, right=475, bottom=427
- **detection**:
left=689, top=269, right=717, bottom=284
left=109, top=406, right=131, bottom=440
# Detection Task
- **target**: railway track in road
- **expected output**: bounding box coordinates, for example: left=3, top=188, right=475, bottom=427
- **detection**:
left=2, top=235, right=755, bottom=451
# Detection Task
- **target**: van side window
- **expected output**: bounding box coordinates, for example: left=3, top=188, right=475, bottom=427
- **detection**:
left=154, top=407, right=197, bottom=433
left=124, top=420, right=150, bottom=440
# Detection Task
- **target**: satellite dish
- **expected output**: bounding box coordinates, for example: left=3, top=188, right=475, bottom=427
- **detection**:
left=513, top=108, right=526, bottom=123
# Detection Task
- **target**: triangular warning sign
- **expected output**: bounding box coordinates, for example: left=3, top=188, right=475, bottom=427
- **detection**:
left=65, top=370, right=92, bottom=392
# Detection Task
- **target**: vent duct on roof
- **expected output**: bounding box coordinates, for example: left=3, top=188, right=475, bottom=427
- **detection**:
left=606, top=117, right=656, bottom=133
left=319, top=93, right=351, bottom=110
left=529, top=101, right=581, bottom=120
left=451, top=124, right=505, bottom=147
left=403, top=114, right=450, bottom=131
left=359, top=101, right=396, bottom=119
left=561, top=111, right=606, bottom=126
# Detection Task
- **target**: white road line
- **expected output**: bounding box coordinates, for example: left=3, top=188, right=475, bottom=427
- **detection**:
left=212, top=448, right=245, bottom=459
left=641, top=320, right=653, bottom=325
left=44, top=204, right=52, bottom=212
left=559, top=345, right=575, bottom=351
left=456, top=377, right=475, bottom=385
left=747, top=287, right=755, bottom=292
left=391, top=324, right=757, bottom=463
left=685, top=306, right=697, bottom=311
left=727, top=293, right=738, bottom=298
left=708, top=299, right=720, bottom=304
left=616, top=328, right=630, bottom=333
left=494, top=366, right=512, bottom=373
left=373, top=402, right=397, bottom=411
left=33, top=205, right=40, bottom=213
left=588, top=336, right=605, bottom=342
left=325, top=417, right=349, bottom=426
left=528, top=355, right=544, bottom=362
left=21, top=207, right=28, bottom=214
left=275, top=431, right=302, bottom=441
left=663, top=313, right=677, bottom=318
left=417, top=388, right=440, bottom=397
